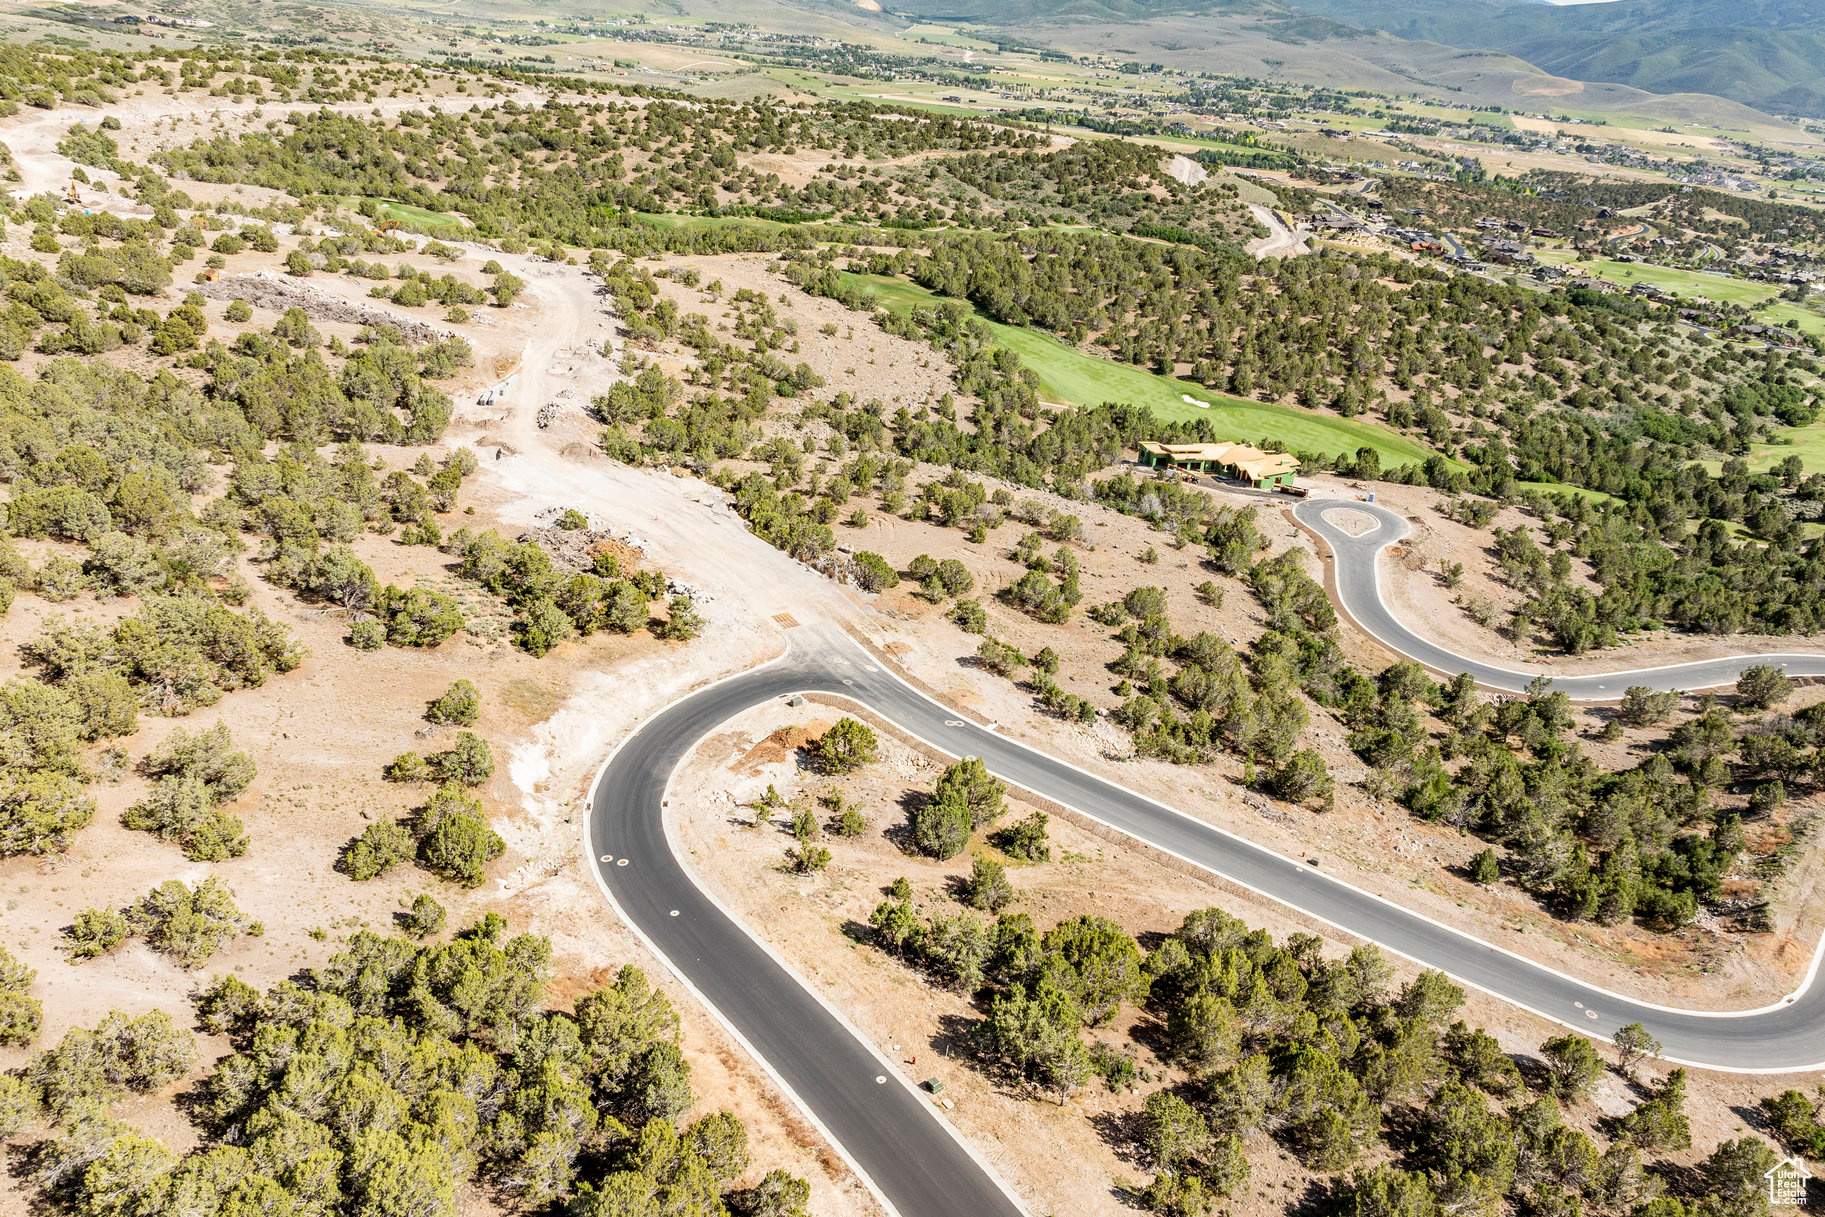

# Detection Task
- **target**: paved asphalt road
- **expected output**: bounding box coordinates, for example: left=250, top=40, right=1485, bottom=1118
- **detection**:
left=586, top=640, right=1029, bottom=1217
left=1293, top=496, right=1825, bottom=698
left=588, top=520, right=1825, bottom=1215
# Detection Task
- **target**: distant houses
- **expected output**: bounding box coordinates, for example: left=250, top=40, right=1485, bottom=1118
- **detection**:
left=114, top=12, right=214, bottom=26
left=1726, top=323, right=1807, bottom=348
left=1311, top=213, right=1366, bottom=233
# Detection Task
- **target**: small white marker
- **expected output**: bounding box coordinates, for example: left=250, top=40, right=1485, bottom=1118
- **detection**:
left=875, top=1076, right=886, bottom=1084
left=601, top=855, right=612, bottom=862
left=616, top=858, right=629, bottom=867
left=670, top=910, right=679, bottom=917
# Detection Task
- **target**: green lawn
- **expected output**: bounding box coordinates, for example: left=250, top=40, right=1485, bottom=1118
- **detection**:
left=897, top=24, right=1003, bottom=50
left=1466, top=113, right=1516, bottom=133
left=378, top=201, right=465, bottom=229
left=842, top=273, right=1443, bottom=468
left=1518, top=481, right=1615, bottom=503
left=762, top=68, right=831, bottom=93
left=334, top=197, right=468, bottom=231
left=807, top=83, right=988, bottom=117
left=1533, top=250, right=1823, bottom=336
left=1534, top=250, right=1778, bottom=308
left=631, top=211, right=792, bottom=232
left=1762, top=301, right=1825, bottom=339
left=1703, top=421, right=1825, bottom=477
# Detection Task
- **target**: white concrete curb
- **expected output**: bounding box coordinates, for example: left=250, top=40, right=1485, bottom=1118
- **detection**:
left=1299, top=497, right=1825, bottom=694
left=579, top=639, right=1033, bottom=1217
left=821, top=634, right=1825, bottom=1072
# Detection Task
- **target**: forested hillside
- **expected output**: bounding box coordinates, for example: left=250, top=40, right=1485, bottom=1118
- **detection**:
left=155, top=98, right=1255, bottom=247
left=1378, top=175, right=1825, bottom=254
left=820, top=233, right=1825, bottom=647
left=1, top=30, right=1823, bottom=1217
left=25, top=918, right=803, bottom=1216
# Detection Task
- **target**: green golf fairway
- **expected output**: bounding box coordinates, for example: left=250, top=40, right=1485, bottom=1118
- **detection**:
left=842, top=274, right=1440, bottom=467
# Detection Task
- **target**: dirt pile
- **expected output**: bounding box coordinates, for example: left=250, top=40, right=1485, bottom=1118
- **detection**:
left=200, top=271, right=451, bottom=345
left=1166, top=153, right=1207, bottom=186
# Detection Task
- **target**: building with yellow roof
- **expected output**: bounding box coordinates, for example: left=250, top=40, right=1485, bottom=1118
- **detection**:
left=1137, top=441, right=1300, bottom=488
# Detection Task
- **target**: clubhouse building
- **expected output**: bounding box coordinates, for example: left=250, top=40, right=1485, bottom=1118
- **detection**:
left=1138, top=441, right=1300, bottom=489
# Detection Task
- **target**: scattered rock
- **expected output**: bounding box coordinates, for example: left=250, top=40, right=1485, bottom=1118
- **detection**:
left=519, top=523, right=635, bottom=574
left=198, top=270, right=452, bottom=345
left=1592, top=1079, right=1634, bottom=1119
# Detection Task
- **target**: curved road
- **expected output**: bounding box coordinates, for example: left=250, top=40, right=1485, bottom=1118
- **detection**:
left=585, top=637, right=1028, bottom=1217
left=587, top=513, right=1825, bottom=1216
left=1607, top=222, right=1650, bottom=247
left=1293, top=496, right=1825, bottom=697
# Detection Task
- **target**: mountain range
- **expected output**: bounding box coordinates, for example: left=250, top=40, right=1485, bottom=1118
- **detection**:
left=1293, top=0, right=1825, bottom=119
left=875, top=0, right=1825, bottom=120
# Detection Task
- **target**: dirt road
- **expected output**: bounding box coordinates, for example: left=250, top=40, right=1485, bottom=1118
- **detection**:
left=1246, top=203, right=1309, bottom=258
left=0, top=87, right=543, bottom=210
left=450, top=257, right=894, bottom=1214
left=461, top=256, right=871, bottom=660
